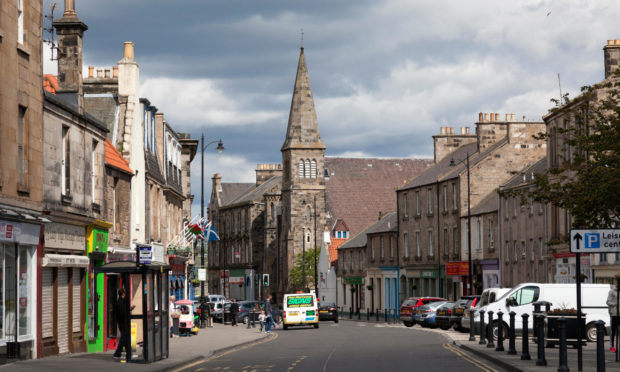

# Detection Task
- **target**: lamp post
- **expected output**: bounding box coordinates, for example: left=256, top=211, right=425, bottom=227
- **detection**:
left=200, top=134, right=224, bottom=299
left=314, top=194, right=318, bottom=299
left=449, top=152, right=472, bottom=295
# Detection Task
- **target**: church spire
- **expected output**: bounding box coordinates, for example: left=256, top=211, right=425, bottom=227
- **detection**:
left=281, top=47, right=325, bottom=151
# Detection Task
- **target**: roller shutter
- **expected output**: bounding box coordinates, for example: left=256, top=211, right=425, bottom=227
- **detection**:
left=72, top=269, right=81, bottom=332
left=42, top=268, right=54, bottom=339
left=58, top=268, right=69, bottom=354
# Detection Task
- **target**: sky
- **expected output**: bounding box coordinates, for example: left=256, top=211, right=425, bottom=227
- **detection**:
left=43, top=0, right=620, bottom=218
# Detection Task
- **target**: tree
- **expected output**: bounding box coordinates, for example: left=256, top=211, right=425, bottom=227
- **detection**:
left=514, top=74, right=620, bottom=231
left=288, top=247, right=320, bottom=291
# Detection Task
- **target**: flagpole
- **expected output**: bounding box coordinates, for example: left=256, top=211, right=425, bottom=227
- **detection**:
left=200, top=134, right=205, bottom=299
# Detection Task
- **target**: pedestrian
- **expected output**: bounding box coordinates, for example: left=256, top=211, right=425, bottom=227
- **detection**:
left=607, top=277, right=620, bottom=352
left=169, top=295, right=177, bottom=337
left=264, top=294, right=274, bottom=333
left=113, top=288, right=135, bottom=361
left=258, top=309, right=266, bottom=332
left=230, top=298, right=240, bottom=326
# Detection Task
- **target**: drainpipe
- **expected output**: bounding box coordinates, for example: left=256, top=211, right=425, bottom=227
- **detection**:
left=396, top=190, right=401, bottom=303
left=498, top=188, right=502, bottom=286
left=436, top=180, right=442, bottom=298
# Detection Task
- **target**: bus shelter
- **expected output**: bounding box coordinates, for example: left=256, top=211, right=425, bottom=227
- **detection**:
left=94, top=261, right=170, bottom=363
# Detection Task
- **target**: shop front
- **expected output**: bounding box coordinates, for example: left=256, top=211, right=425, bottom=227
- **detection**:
left=86, top=221, right=111, bottom=353
left=481, top=259, right=500, bottom=289
left=344, top=276, right=363, bottom=313
left=228, top=269, right=246, bottom=301
left=169, top=255, right=187, bottom=301
left=406, top=268, right=439, bottom=298
left=446, top=261, right=469, bottom=299
left=554, top=253, right=591, bottom=283
left=380, top=268, right=398, bottom=313
left=0, top=219, right=41, bottom=361
left=40, top=222, right=89, bottom=357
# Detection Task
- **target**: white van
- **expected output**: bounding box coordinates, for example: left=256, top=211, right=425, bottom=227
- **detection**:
left=462, top=287, right=511, bottom=331
left=481, top=283, right=610, bottom=342
left=282, top=293, right=319, bottom=330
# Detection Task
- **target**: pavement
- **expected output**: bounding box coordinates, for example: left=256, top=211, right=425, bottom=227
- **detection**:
left=0, top=323, right=271, bottom=372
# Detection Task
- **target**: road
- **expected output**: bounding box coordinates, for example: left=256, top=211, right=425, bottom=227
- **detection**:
left=173, top=321, right=506, bottom=372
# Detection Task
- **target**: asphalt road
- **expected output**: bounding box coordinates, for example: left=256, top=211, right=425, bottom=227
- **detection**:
left=173, top=321, right=506, bottom=372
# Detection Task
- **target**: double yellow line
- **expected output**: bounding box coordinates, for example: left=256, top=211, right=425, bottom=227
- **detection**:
left=442, top=343, right=498, bottom=372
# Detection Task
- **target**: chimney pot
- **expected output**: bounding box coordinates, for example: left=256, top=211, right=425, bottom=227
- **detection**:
left=495, top=112, right=500, bottom=121
left=608, top=40, right=614, bottom=46
left=97, top=69, right=103, bottom=78
left=460, top=127, right=465, bottom=135
left=450, top=127, right=454, bottom=135
left=484, top=113, right=489, bottom=121
left=113, top=66, right=118, bottom=78
left=440, top=127, right=445, bottom=135
left=478, top=112, right=483, bottom=121
left=104, top=68, right=110, bottom=78
left=616, top=39, right=620, bottom=45
left=63, top=0, right=76, bottom=16
left=123, top=41, right=135, bottom=60
left=505, top=113, right=510, bottom=121
left=88, top=66, right=94, bottom=78
left=465, top=127, right=470, bottom=134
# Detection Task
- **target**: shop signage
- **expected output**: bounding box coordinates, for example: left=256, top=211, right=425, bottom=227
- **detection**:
left=420, top=270, right=437, bottom=279
left=42, top=253, right=90, bottom=268
left=229, top=276, right=244, bottom=284
left=139, top=245, right=152, bottom=264
left=198, top=268, right=207, bottom=281
left=344, top=276, right=363, bottom=285
left=219, top=270, right=229, bottom=278
left=151, top=243, right=165, bottom=264
left=446, top=261, right=469, bottom=276
left=45, top=223, right=85, bottom=251
left=88, top=227, right=109, bottom=254
left=0, top=220, right=40, bottom=245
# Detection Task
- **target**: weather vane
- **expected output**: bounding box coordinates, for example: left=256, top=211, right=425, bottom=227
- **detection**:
left=301, top=28, right=304, bottom=48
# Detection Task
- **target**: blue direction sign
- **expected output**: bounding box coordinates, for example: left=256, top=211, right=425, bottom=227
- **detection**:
left=570, top=229, right=620, bottom=253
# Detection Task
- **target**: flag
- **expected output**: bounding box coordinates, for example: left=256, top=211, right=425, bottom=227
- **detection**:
left=203, top=223, right=220, bottom=242
left=188, top=223, right=203, bottom=235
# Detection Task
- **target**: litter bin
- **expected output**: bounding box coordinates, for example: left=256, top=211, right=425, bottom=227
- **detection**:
left=224, top=309, right=232, bottom=324
left=172, top=317, right=180, bottom=336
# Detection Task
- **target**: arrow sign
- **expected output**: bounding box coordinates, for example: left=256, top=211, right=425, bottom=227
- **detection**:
left=573, top=233, right=582, bottom=250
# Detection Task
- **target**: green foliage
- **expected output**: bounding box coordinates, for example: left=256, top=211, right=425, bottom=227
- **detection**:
left=288, top=247, right=320, bottom=291
left=513, top=73, right=620, bottom=231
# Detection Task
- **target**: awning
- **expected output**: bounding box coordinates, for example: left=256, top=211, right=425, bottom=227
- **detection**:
left=109, top=247, right=137, bottom=255
left=42, top=253, right=90, bottom=268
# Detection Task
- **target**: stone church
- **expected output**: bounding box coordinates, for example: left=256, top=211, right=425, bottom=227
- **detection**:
left=207, top=48, right=430, bottom=301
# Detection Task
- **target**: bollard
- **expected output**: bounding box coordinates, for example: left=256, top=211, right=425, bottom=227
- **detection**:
left=521, top=313, right=531, bottom=360
left=557, top=317, right=569, bottom=372
left=350, top=307, right=353, bottom=319
left=358, top=309, right=361, bottom=320
left=247, top=312, right=252, bottom=329
left=596, top=320, right=605, bottom=372
left=469, top=309, right=476, bottom=341
left=508, top=311, right=517, bottom=355
left=535, top=313, right=547, bottom=366
left=487, top=311, right=495, bottom=348
left=367, top=308, right=370, bottom=321
left=252, top=310, right=256, bottom=328
left=496, top=311, right=505, bottom=352
left=376, top=308, right=379, bottom=322
left=479, top=310, right=487, bottom=345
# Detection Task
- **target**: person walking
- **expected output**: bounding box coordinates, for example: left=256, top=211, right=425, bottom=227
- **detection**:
left=113, top=288, right=134, bottom=361
left=607, top=279, right=620, bottom=352
left=169, top=295, right=177, bottom=337
left=230, top=299, right=240, bottom=326
left=264, top=294, right=274, bottom=333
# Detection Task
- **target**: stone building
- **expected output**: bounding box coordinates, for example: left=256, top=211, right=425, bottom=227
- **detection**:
left=0, top=0, right=46, bottom=362
left=398, top=115, right=546, bottom=301
left=498, top=158, right=550, bottom=287
left=337, top=229, right=367, bottom=313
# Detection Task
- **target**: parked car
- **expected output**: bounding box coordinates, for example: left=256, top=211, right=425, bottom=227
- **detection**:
left=434, top=302, right=456, bottom=330
left=235, top=300, right=283, bottom=324
left=451, top=296, right=480, bottom=331
left=318, top=302, right=338, bottom=322
left=210, top=300, right=231, bottom=322
left=400, top=297, right=446, bottom=327
left=461, top=288, right=511, bottom=331
left=417, top=301, right=448, bottom=328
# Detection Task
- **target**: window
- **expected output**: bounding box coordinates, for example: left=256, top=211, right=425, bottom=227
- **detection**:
left=513, top=240, right=518, bottom=262
left=505, top=241, right=510, bottom=262
left=416, top=190, right=421, bottom=216
left=513, top=198, right=517, bottom=217
left=359, top=250, right=362, bottom=268
left=428, top=230, right=434, bottom=257
left=17, top=106, right=26, bottom=186
left=452, top=183, right=457, bottom=210
left=245, top=242, right=249, bottom=263
left=489, top=220, right=494, bottom=249
left=428, top=188, right=433, bottom=214
left=113, top=178, right=120, bottom=232
left=305, top=230, right=311, bottom=246
left=380, top=237, right=384, bottom=259
left=18, top=0, right=24, bottom=44
left=270, top=203, right=275, bottom=224
left=443, top=228, right=449, bottom=256
left=509, top=286, right=540, bottom=306
left=521, top=241, right=526, bottom=258
left=390, top=236, right=394, bottom=259
left=530, top=239, right=534, bottom=261
left=298, top=160, right=304, bottom=178
left=4, top=245, right=35, bottom=340
left=403, top=193, right=409, bottom=218
left=415, top=231, right=422, bottom=257
left=601, top=253, right=608, bottom=263
left=349, top=251, right=353, bottom=271
left=341, top=253, right=345, bottom=270
left=476, top=220, right=482, bottom=251
left=306, top=206, right=311, bottom=222
left=529, top=198, right=534, bottom=215
left=371, top=238, right=375, bottom=260
left=505, top=198, right=509, bottom=219
left=453, top=227, right=458, bottom=255
left=304, top=159, right=310, bottom=178
left=539, top=238, right=545, bottom=258
left=404, top=233, right=409, bottom=258
left=91, top=140, right=98, bottom=203
left=443, top=185, right=448, bottom=212
left=311, top=159, right=317, bottom=178
left=62, top=126, right=71, bottom=195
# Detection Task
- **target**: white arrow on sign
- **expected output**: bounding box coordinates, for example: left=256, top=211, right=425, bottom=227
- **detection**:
left=570, top=229, right=620, bottom=253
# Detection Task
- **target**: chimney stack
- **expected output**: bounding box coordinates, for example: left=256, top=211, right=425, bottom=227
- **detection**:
left=88, top=65, right=94, bottom=78
left=604, top=39, right=620, bottom=79
left=123, top=41, right=135, bottom=61
left=113, top=66, right=118, bottom=78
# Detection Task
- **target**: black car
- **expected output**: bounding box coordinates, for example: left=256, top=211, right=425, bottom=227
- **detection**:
left=434, top=302, right=456, bottom=330
left=451, top=296, right=480, bottom=331
left=318, top=302, right=338, bottom=322
left=234, top=300, right=282, bottom=324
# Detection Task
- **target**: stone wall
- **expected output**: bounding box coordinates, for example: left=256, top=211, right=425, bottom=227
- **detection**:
left=104, top=167, right=131, bottom=247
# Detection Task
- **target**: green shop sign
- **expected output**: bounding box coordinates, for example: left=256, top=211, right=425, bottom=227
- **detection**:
left=344, top=276, right=363, bottom=285
left=420, top=270, right=437, bottom=279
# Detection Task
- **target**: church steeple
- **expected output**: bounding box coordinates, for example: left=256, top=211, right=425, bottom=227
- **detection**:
left=281, top=47, right=325, bottom=151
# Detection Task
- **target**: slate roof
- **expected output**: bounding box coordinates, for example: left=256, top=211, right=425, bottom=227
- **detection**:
left=219, top=183, right=255, bottom=206
left=469, top=193, right=498, bottom=216
left=104, top=139, right=132, bottom=175
left=339, top=230, right=367, bottom=249
left=365, top=212, right=398, bottom=234
left=325, top=157, right=431, bottom=240
left=84, top=96, right=118, bottom=141
left=225, top=176, right=282, bottom=207
left=145, top=152, right=165, bottom=184
left=500, top=157, right=548, bottom=189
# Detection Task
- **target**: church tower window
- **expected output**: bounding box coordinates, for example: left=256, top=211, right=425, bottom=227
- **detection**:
left=311, top=160, right=317, bottom=178
left=304, top=159, right=310, bottom=178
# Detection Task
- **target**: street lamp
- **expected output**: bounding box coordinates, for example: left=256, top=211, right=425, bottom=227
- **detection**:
left=449, top=152, right=472, bottom=295
left=200, top=134, right=224, bottom=299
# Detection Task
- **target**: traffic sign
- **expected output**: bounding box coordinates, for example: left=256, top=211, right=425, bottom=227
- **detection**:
left=570, top=229, right=620, bottom=253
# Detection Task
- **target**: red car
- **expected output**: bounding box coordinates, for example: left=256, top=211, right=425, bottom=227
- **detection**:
left=400, top=297, right=447, bottom=327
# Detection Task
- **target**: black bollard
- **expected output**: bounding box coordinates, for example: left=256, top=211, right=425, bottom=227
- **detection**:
left=358, top=309, right=361, bottom=320
left=247, top=312, right=252, bottom=329
left=487, top=311, right=495, bottom=348
left=479, top=310, right=487, bottom=345
left=385, top=308, right=388, bottom=323
left=376, top=308, right=379, bottom=322
left=508, top=311, right=517, bottom=355
left=496, top=311, right=505, bottom=352
left=252, top=310, right=256, bottom=328
left=367, top=308, right=370, bottom=321
left=350, top=307, right=353, bottom=319
left=596, top=320, right=605, bottom=372
left=557, top=317, right=569, bottom=372
left=535, top=313, right=547, bottom=366
left=469, top=309, right=476, bottom=341
left=521, top=313, right=531, bottom=360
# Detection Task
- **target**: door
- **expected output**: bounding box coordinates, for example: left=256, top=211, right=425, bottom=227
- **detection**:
left=505, top=285, right=540, bottom=329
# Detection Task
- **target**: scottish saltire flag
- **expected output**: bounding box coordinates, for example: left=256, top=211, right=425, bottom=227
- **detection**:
left=203, top=223, right=220, bottom=242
